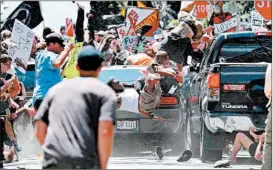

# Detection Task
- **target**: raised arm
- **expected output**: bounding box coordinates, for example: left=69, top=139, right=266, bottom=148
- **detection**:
left=53, top=43, right=74, bottom=68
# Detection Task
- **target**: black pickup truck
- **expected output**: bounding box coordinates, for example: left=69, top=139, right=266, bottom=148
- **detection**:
left=182, top=31, right=272, bottom=162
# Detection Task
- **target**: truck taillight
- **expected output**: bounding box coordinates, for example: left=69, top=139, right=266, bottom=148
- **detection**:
left=208, top=73, right=220, bottom=89
left=160, top=97, right=178, bottom=105
left=208, top=73, right=220, bottom=101
left=255, top=31, right=272, bottom=36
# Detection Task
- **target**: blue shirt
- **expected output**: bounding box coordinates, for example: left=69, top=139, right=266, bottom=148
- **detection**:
left=33, top=50, right=62, bottom=105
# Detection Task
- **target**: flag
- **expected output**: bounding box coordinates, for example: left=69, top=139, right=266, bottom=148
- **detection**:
left=1, top=1, right=44, bottom=31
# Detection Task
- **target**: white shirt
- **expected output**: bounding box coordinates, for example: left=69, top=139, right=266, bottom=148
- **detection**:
left=118, top=88, right=140, bottom=114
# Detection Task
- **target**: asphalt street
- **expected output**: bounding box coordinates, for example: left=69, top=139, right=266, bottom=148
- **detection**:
left=6, top=114, right=262, bottom=169
left=4, top=151, right=262, bottom=169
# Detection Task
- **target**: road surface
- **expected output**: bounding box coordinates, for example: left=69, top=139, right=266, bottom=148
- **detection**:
left=4, top=151, right=262, bottom=169
left=6, top=114, right=262, bottom=169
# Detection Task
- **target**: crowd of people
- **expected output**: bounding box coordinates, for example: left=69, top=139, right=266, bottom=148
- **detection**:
left=0, top=2, right=272, bottom=169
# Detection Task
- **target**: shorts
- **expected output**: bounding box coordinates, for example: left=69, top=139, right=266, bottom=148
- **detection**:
left=34, top=99, right=43, bottom=111
left=249, top=142, right=259, bottom=158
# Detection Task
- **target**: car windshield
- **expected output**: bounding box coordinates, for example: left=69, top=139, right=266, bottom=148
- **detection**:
left=219, top=36, right=272, bottom=63
left=99, top=68, right=144, bottom=84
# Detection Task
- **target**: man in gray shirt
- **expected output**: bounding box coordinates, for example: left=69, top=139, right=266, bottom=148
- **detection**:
left=34, top=46, right=116, bottom=169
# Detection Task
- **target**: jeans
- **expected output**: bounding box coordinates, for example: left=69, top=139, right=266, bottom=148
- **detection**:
left=262, top=107, right=272, bottom=170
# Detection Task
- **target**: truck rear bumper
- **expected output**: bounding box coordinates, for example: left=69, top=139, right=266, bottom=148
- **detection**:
left=204, top=112, right=266, bottom=133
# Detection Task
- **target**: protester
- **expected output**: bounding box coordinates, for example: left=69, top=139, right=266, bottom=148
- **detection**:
left=159, top=12, right=200, bottom=74
left=34, top=46, right=116, bottom=169
left=0, top=30, right=11, bottom=42
left=262, top=63, right=272, bottom=169
left=231, top=128, right=265, bottom=162
left=138, top=51, right=183, bottom=118
left=208, top=1, right=236, bottom=34
left=0, top=54, right=22, bottom=167
left=97, top=31, right=106, bottom=43
left=60, top=26, right=69, bottom=42
left=99, top=35, right=116, bottom=65
left=124, top=53, right=154, bottom=66
left=13, top=82, right=27, bottom=108
left=32, top=33, right=74, bottom=112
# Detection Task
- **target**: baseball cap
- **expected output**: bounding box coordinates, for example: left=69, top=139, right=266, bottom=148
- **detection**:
left=0, top=54, right=10, bottom=59
left=0, top=54, right=12, bottom=62
left=77, top=45, right=104, bottom=71
left=45, top=33, right=65, bottom=47
left=98, top=30, right=105, bottom=36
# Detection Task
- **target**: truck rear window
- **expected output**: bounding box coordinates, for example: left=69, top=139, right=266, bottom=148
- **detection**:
left=219, top=36, right=272, bottom=63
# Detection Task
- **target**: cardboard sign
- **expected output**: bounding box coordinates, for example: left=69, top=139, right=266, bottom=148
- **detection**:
left=9, top=19, right=34, bottom=74
left=122, top=36, right=154, bottom=53
left=214, top=17, right=238, bottom=34
left=117, top=26, right=129, bottom=38
left=63, top=38, right=83, bottom=79
left=125, top=7, right=159, bottom=36
left=251, top=11, right=264, bottom=31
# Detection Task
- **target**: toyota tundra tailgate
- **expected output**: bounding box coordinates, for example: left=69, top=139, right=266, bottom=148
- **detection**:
left=219, top=63, right=269, bottom=114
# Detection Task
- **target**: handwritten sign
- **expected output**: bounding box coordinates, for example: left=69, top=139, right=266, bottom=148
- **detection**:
left=9, top=19, right=34, bottom=74
left=251, top=11, right=264, bottom=31
left=63, top=38, right=83, bottom=79
left=122, top=36, right=154, bottom=53
left=214, top=17, right=238, bottom=34
left=117, top=26, right=129, bottom=39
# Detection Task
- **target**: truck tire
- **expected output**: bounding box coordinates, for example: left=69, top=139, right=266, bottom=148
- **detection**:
left=200, top=120, right=223, bottom=162
left=184, top=115, right=200, bottom=157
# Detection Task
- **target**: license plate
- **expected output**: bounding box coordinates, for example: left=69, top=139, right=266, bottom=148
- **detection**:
left=116, top=120, right=138, bottom=130
left=223, top=84, right=246, bottom=91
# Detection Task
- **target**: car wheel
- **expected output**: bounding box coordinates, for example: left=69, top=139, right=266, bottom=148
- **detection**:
left=184, top=114, right=200, bottom=157
left=200, top=120, right=223, bottom=163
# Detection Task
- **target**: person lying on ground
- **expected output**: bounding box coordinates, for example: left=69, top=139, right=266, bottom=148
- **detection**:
left=231, top=127, right=265, bottom=163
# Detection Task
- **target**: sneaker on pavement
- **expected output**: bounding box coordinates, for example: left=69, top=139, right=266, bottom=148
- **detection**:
left=155, top=146, right=163, bottom=160
left=177, top=150, right=192, bottom=162
left=213, top=159, right=231, bottom=168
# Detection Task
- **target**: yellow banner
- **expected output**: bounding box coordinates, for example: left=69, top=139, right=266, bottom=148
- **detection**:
left=63, top=39, right=83, bottom=79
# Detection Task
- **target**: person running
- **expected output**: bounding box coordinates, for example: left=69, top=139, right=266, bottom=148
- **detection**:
left=32, top=33, right=74, bottom=112
left=34, top=46, right=116, bottom=169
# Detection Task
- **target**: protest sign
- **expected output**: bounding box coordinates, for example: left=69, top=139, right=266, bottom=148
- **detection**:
left=9, top=19, right=34, bottom=74
left=122, top=36, right=154, bottom=53
left=63, top=38, right=83, bottom=79
left=192, top=1, right=211, bottom=19
left=255, top=0, right=272, bottom=20
left=214, top=17, right=238, bottom=34
left=117, top=26, right=129, bottom=39
left=125, top=7, right=159, bottom=36
left=251, top=11, right=264, bottom=31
